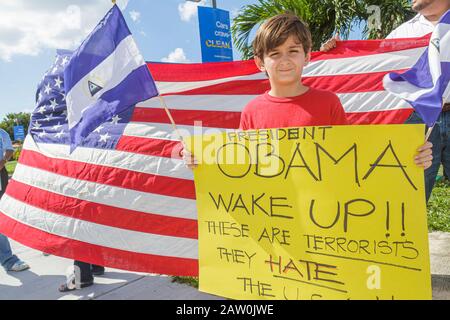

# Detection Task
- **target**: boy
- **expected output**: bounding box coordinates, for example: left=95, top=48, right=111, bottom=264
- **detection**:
left=184, top=13, right=432, bottom=169
left=239, top=13, right=348, bottom=130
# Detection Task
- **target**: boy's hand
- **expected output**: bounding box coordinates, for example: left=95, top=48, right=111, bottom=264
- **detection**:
left=181, top=148, right=198, bottom=170
left=320, top=33, right=340, bottom=52
left=414, top=141, right=433, bottom=170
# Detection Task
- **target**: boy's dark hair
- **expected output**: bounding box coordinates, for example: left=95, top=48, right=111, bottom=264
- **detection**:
left=252, top=13, right=312, bottom=59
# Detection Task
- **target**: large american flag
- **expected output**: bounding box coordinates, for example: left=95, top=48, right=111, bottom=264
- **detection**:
left=0, top=36, right=430, bottom=277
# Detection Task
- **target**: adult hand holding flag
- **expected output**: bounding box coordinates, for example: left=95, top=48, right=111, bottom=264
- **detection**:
left=65, top=4, right=159, bottom=151
left=383, top=10, right=450, bottom=128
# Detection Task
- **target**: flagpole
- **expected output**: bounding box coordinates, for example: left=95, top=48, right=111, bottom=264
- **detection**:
left=157, top=95, right=195, bottom=162
left=425, top=100, right=443, bottom=141
left=158, top=95, right=185, bottom=143
left=425, top=126, right=434, bottom=141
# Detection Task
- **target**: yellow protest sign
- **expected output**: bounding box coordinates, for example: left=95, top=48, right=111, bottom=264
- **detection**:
left=186, top=124, right=431, bottom=300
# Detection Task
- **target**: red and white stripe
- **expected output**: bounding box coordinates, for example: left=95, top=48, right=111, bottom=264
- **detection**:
left=0, top=37, right=430, bottom=276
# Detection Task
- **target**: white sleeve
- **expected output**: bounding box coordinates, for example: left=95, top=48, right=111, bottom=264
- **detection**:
left=385, top=29, right=398, bottom=39
left=386, top=24, right=404, bottom=39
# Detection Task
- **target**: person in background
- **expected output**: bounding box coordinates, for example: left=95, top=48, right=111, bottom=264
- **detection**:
left=58, top=261, right=105, bottom=292
left=320, top=0, right=450, bottom=202
left=0, top=128, right=30, bottom=272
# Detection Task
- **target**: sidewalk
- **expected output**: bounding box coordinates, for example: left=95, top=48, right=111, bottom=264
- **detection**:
left=0, top=240, right=222, bottom=300
left=1, top=232, right=449, bottom=300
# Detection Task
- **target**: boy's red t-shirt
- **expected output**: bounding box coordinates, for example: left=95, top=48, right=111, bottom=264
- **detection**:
left=239, top=88, right=349, bottom=130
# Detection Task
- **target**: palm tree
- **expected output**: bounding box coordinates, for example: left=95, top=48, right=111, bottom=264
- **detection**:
left=231, top=0, right=414, bottom=60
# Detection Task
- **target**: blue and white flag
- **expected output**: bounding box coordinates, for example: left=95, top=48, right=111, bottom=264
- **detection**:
left=64, top=4, right=159, bottom=151
left=30, top=49, right=135, bottom=151
left=383, top=10, right=450, bottom=127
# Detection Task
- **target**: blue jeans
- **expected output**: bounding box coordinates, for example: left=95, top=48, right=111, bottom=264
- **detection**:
left=0, top=166, right=19, bottom=270
left=0, top=233, right=19, bottom=271
left=405, top=111, right=450, bottom=202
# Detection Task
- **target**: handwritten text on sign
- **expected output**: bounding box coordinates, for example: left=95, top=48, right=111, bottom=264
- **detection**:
left=187, top=125, right=431, bottom=300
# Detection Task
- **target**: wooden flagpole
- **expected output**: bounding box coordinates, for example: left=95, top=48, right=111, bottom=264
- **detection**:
left=158, top=95, right=186, bottom=143
left=425, top=100, right=444, bottom=141
left=157, top=95, right=196, bottom=163
left=425, top=126, right=434, bottom=141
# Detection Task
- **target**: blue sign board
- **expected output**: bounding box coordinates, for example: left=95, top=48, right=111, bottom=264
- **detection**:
left=198, top=6, right=233, bottom=63
left=13, top=125, right=25, bottom=141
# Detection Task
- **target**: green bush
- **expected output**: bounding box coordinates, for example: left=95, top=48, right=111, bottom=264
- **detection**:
left=427, top=180, right=450, bottom=232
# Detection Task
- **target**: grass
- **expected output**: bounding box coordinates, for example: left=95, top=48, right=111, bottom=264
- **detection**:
left=427, top=180, right=450, bottom=232
left=172, top=276, right=199, bottom=288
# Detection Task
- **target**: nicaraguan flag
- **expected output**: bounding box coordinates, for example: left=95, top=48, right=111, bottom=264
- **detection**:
left=64, top=4, right=159, bottom=151
left=383, top=10, right=450, bottom=127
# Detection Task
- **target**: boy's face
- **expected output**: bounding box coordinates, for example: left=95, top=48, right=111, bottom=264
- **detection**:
left=255, top=35, right=310, bottom=88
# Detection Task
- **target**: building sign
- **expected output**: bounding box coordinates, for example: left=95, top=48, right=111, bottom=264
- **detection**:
left=13, top=125, right=25, bottom=141
left=198, top=6, right=233, bottom=63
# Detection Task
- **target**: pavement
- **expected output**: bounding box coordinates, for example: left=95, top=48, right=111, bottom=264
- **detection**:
left=1, top=232, right=449, bottom=300
left=0, top=239, right=222, bottom=301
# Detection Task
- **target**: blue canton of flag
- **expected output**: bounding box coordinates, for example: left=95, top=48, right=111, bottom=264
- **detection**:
left=383, top=10, right=450, bottom=127
left=30, top=49, right=134, bottom=150
left=64, top=4, right=159, bottom=152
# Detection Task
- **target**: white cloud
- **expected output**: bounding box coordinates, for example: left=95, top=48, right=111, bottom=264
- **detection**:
left=178, top=0, right=206, bottom=22
left=0, top=0, right=130, bottom=62
left=161, top=48, right=190, bottom=63
left=129, top=10, right=141, bottom=22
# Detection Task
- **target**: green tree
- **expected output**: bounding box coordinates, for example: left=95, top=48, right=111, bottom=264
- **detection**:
left=0, top=112, right=31, bottom=141
left=231, top=0, right=414, bottom=60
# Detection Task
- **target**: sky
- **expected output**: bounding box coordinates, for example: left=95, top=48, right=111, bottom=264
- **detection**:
left=0, top=0, right=364, bottom=121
